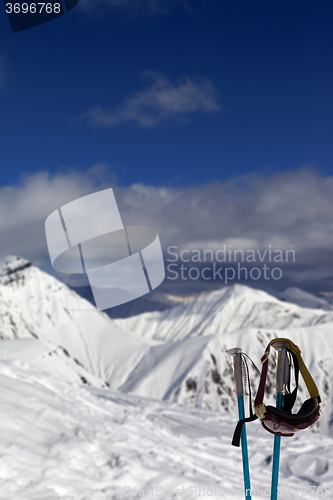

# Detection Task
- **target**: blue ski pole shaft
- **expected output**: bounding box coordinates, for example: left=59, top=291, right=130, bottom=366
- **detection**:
left=226, top=348, right=252, bottom=500
left=270, top=343, right=289, bottom=500
left=271, top=392, right=283, bottom=500
left=237, top=395, right=252, bottom=499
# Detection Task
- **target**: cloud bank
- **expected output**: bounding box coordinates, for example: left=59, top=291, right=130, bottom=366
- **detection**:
left=1, top=166, right=333, bottom=292
left=81, top=72, right=220, bottom=128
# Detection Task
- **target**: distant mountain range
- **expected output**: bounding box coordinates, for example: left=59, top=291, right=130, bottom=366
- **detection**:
left=115, top=284, right=333, bottom=342
left=72, top=279, right=333, bottom=319
left=1, top=255, right=332, bottom=434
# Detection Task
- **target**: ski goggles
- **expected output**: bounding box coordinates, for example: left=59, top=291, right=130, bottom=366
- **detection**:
left=231, top=338, right=321, bottom=447
left=258, top=397, right=321, bottom=437
left=254, top=338, right=321, bottom=438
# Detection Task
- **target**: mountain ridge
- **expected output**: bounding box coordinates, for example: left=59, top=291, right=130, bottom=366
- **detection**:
left=115, top=283, right=333, bottom=342
left=1, top=254, right=332, bottom=435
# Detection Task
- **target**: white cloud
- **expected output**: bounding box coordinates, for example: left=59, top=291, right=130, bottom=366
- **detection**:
left=1, top=166, right=333, bottom=290
left=0, top=165, right=113, bottom=269
left=81, top=71, right=220, bottom=128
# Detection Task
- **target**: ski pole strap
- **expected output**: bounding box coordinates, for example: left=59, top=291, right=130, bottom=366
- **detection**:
left=254, top=338, right=321, bottom=419
left=232, top=413, right=257, bottom=447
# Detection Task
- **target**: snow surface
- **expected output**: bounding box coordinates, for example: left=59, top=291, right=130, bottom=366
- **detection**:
left=1, top=357, right=333, bottom=499
left=1, top=255, right=333, bottom=498
left=0, top=338, right=109, bottom=388
left=0, top=254, right=31, bottom=276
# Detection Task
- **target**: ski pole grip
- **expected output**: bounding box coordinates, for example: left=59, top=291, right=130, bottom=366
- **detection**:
left=226, top=348, right=246, bottom=396
left=272, top=341, right=289, bottom=394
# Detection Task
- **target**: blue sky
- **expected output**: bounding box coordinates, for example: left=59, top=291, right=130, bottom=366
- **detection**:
left=0, top=0, right=332, bottom=187
left=1, top=0, right=333, bottom=295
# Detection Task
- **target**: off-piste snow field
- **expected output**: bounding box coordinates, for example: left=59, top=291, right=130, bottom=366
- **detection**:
left=1, top=256, right=333, bottom=499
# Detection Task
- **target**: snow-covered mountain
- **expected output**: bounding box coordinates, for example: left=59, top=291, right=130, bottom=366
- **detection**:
left=2, top=356, right=332, bottom=499
left=1, top=255, right=332, bottom=435
left=0, top=255, right=159, bottom=389
left=115, top=284, right=333, bottom=342
left=270, top=286, right=333, bottom=311
left=112, top=284, right=333, bottom=428
left=116, top=323, right=333, bottom=433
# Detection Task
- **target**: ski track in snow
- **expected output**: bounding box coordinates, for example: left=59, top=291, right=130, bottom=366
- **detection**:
left=0, top=359, right=333, bottom=500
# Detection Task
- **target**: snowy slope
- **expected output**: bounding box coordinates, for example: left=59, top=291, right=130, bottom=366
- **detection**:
left=1, top=358, right=332, bottom=500
left=0, top=255, right=158, bottom=388
left=0, top=338, right=109, bottom=388
left=1, top=255, right=332, bottom=434
left=116, top=284, right=333, bottom=342
left=117, top=323, right=333, bottom=434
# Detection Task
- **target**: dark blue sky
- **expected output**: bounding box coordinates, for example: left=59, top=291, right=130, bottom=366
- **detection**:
left=0, top=0, right=332, bottom=187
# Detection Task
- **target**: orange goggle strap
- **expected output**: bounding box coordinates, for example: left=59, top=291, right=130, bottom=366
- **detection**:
left=254, top=338, right=321, bottom=419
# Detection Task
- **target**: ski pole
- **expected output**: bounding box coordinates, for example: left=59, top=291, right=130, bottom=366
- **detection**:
left=270, top=342, right=290, bottom=500
left=226, top=348, right=252, bottom=500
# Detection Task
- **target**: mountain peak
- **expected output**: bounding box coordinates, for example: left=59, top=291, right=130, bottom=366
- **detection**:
left=0, top=255, right=31, bottom=277
left=116, top=281, right=333, bottom=342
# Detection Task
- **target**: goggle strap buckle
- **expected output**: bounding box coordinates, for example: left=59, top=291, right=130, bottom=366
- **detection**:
left=255, top=403, right=267, bottom=419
